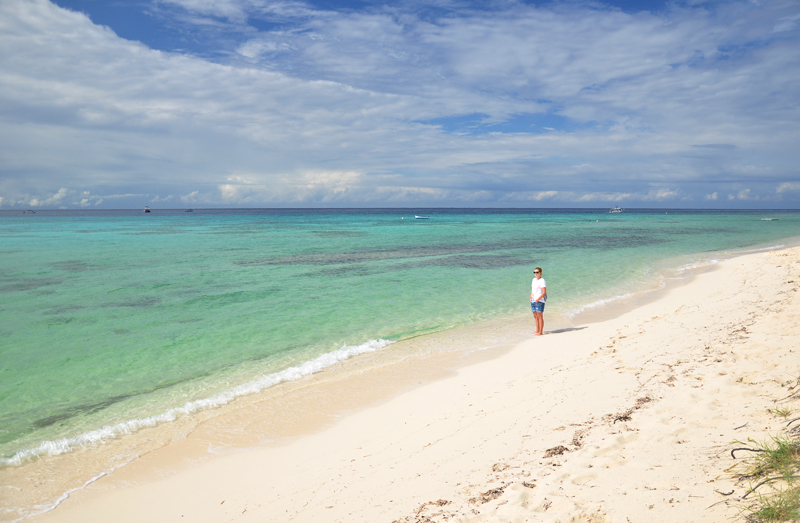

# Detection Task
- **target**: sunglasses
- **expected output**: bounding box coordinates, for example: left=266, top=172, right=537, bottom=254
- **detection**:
left=534, top=271, right=541, bottom=274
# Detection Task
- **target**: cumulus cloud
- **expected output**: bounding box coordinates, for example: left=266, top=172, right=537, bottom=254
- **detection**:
left=777, top=182, right=800, bottom=193
left=534, top=191, right=559, bottom=201
left=26, top=187, right=70, bottom=207
left=180, top=190, right=200, bottom=203
left=0, top=0, right=798, bottom=208
left=737, top=189, right=755, bottom=200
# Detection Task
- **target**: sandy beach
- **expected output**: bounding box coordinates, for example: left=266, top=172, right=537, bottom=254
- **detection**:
left=23, top=245, right=800, bottom=523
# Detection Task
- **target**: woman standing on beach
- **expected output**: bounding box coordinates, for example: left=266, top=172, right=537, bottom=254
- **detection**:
left=531, top=267, right=547, bottom=336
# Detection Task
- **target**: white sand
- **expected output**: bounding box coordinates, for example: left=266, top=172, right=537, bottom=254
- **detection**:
left=29, top=247, right=800, bottom=523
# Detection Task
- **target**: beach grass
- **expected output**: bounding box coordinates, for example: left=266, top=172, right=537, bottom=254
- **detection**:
left=734, top=435, right=800, bottom=521
left=749, top=436, right=800, bottom=478
left=748, top=486, right=800, bottom=522
left=771, top=407, right=794, bottom=420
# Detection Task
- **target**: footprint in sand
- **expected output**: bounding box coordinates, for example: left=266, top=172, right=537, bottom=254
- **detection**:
left=570, top=474, right=599, bottom=486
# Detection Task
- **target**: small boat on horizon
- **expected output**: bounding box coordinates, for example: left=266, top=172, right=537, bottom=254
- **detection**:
left=185, top=209, right=193, bottom=213
left=143, top=206, right=151, bottom=213
left=609, top=206, right=624, bottom=214
left=415, top=215, right=429, bottom=219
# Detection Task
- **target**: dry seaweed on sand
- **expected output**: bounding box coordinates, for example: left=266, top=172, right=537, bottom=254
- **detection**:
left=469, top=485, right=507, bottom=504
left=544, top=445, right=568, bottom=458
left=607, top=396, right=654, bottom=424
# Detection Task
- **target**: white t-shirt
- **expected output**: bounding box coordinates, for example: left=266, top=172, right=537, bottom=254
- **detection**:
left=531, top=277, right=547, bottom=303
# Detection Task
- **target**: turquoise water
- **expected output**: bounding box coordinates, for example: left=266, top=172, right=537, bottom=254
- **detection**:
left=1, top=208, right=799, bottom=465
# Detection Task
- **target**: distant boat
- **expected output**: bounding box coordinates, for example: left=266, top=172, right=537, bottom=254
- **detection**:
left=143, top=206, right=151, bottom=213
left=609, top=206, right=623, bottom=214
left=185, top=209, right=193, bottom=213
left=415, top=215, right=429, bottom=220
left=23, top=210, right=35, bottom=214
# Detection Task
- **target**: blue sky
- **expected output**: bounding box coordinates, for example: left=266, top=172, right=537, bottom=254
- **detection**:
left=1, top=0, right=799, bottom=208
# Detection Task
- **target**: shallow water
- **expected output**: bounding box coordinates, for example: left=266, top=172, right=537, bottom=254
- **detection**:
left=1, top=208, right=799, bottom=468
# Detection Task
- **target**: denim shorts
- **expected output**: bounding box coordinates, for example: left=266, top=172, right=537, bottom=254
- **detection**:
left=531, top=301, right=545, bottom=313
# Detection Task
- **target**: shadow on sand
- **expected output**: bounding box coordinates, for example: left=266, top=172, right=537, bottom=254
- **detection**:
left=546, top=327, right=588, bottom=335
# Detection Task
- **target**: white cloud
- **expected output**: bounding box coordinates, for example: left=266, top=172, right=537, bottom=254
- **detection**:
left=218, top=169, right=366, bottom=203
left=578, top=192, right=634, bottom=202
left=236, top=39, right=296, bottom=60
left=773, top=13, right=800, bottom=33
left=26, top=187, right=70, bottom=207
left=180, top=190, right=200, bottom=203
left=0, top=0, right=798, bottom=207
left=777, top=182, right=800, bottom=193
left=642, top=188, right=680, bottom=201
left=534, top=191, right=558, bottom=201
left=705, top=192, right=718, bottom=200
left=158, top=0, right=322, bottom=24
left=157, top=0, right=250, bottom=23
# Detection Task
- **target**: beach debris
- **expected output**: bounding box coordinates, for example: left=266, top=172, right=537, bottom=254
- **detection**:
left=522, top=481, right=536, bottom=488
left=544, top=445, right=568, bottom=458
left=731, top=447, right=768, bottom=459
left=788, top=418, right=800, bottom=436
left=414, top=499, right=450, bottom=514
left=742, top=476, right=800, bottom=499
left=612, top=412, right=632, bottom=423
left=608, top=396, right=654, bottom=424
left=469, top=485, right=507, bottom=504
left=572, top=428, right=589, bottom=448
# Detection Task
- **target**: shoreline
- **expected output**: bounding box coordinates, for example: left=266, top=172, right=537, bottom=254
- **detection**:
left=4, top=240, right=800, bottom=522
left=25, top=246, right=800, bottom=522
left=3, top=215, right=797, bottom=467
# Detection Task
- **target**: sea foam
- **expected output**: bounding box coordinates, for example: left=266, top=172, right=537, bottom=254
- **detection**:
left=1, top=338, right=393, bottom=467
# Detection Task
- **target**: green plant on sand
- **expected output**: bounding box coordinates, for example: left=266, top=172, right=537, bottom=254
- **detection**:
left=772, top=407, right=794, bottom=420
left=748, top=486, right=800, bottom=522
left=732, top=435, right=800, bottom=522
